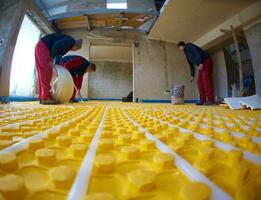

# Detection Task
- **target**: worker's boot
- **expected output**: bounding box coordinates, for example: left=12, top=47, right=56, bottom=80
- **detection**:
left=204, top=102, right=215, bottom=106
left=69, top=99, right=79, bottom=103
left=40, top=97, right=58, bottom=105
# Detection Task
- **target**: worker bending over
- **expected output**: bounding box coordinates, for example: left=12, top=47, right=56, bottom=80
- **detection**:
left=60, top=55, right=96, bottom=103
left=35, top=33, right=82, bottom=105
left=178, top=41, right=214, bottom=105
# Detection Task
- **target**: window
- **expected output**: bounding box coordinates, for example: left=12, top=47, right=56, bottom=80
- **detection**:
left=49, top=5, right=68, bottom=16
left=9, top=15, right=41, bottom=97
left=107, top=0, right=127, bottom=9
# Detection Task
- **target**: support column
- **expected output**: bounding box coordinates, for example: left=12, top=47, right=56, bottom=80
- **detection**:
left=0, top=0, right=26, bottom=103
left=0, top=0, right=53, bottom=103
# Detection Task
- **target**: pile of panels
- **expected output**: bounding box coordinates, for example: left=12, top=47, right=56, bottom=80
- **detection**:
left=224, top=94, right=261, bottom=110
left=0, top=102, right=260, bottom=200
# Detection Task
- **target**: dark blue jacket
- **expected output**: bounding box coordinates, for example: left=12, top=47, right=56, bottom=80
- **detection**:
left=184, top=43, right=209, bottom=77
left=60, top=55, right=90, bottom=77
left=41, top=33, right=75, bottom=63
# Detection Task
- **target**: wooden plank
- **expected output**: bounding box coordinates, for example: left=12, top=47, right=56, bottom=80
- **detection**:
left=91, top=19, right=106, bottom=27
left=89, top=14, right=119, bottom=20
left=57, top=13, right=154, bottom=30
left=58, top=21, right=86, bottom=29
left=58, top=16, right=85, bottom=23
left=118, top=13, right=123, bottom=31
left=123, top=14, right=145, bottom=26
left=84, top=15, right=91, bottom=31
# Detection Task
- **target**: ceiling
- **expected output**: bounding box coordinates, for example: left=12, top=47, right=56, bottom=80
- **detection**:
left=56, top=13, right=153, bottom=31
left=148, top=0, right=257, bottom=43
left=33, top=0, right=166, bottom=32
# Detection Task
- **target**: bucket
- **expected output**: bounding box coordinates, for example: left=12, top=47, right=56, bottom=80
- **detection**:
left=171, top=84, right=185, bottom=105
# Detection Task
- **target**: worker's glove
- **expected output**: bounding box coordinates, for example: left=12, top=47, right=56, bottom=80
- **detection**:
left=52, top=66, right=58, bottom=78
left=53, top=56, right=61, bottom=65
left=49, top=61, right=54, bottom=68
left=190, top=76, right=194, bottom=83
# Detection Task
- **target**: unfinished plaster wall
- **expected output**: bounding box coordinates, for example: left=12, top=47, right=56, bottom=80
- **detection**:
left=88, top=61, right=133, bottom=99
left=63, top=29, right=90, bottom=99
left=133, top=40, right=198, bottom=101
left=244, top=21, right=261, bottom=96
left=66, top=30, right=198, bottom=101
left=210, top=50, right=228, bottom=98
left=91, top=45, right=132, bottom=63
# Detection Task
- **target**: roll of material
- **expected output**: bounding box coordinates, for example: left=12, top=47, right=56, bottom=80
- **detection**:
left=51, top=65, right=74, bottom=103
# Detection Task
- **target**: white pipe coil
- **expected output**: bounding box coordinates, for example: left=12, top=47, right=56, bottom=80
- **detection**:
left=51, top=65, right=74, bottom=103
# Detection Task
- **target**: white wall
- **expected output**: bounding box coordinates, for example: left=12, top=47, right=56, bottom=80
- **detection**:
left=88, top=61, right=133, bottom=99
left=244, top=21, right=261, bottom=96
left=133, top=39, right=198, bottom=101
left=211, top=50, right=228, bottom=98
left=90, top=45, right=132, bottom=63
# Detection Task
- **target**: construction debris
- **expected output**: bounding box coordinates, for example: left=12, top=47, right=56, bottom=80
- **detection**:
left=224, top=94, right=261, bottom=110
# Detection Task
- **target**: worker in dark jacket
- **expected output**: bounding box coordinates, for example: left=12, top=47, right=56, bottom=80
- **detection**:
left=60, top=55, right=96, bottom=103
left=178, top=41, right=214, bottom=105
left=35, top=33, right=83, bottom=105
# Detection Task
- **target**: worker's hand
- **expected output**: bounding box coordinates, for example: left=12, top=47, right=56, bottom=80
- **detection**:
left=190, top=76, right=194, bottom=82
left=52, top=67, right=58, bottom=77
left=49, top=61, right=54, bottom=68
left=198, top=64, right=203, bottom=71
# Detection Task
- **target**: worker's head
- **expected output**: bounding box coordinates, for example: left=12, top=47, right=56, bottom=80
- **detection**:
left=178, top=41, right=186, bottom=51
left=71, top=39, right=83, bottom=51
left=86, top=63, right=96, bottom=73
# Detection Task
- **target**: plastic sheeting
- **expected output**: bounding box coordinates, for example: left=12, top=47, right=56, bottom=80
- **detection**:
left=10, top=15, right=41, bottom=97
left=51, top=65, right=74, bottom=103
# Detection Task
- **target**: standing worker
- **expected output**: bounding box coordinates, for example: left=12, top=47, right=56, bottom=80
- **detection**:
left=35, top=33, right=83, bottom=105
left=60, top=55, right=96, bottom=103
left=178, top=41, right=214, bottom=105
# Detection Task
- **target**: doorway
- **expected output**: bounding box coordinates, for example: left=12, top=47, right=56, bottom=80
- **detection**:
left=9, top=14, right=41, bottom=97
left=223, top=34, right=256, bottom=97
left=89, top=44, right=133, bottom=101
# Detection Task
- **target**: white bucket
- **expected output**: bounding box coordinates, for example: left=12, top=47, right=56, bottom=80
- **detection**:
left=51, top=65, right=74, bottom=103
left=171, top=84, right=185, bottom=105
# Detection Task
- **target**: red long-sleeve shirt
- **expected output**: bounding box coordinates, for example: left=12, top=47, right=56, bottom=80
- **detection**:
left=60, top=55, right=89, bottom=89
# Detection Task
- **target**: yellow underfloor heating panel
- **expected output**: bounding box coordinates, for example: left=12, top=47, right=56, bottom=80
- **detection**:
left=0, top=102, right=260, bottom=200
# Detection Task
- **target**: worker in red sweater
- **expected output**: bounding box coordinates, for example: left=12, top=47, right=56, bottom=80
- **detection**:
left=60, top=55, right=96, bottom=103
left=178, top=41, right=214, bottom=105
left=35, top=33, right=82, bottom=105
